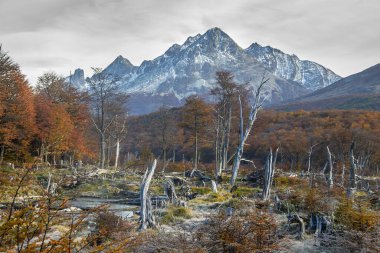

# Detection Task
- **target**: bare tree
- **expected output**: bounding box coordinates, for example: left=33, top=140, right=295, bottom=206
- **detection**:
left=212, top=71, right=240, bottom=178
left=139, top=159, right=157, bottom=230
left=262, top=147, right=278, bottom=201
left=307, top=143, right=319, bottom=175
left=347, top=142, right=357, bottom=197
left=230, top=75, right=268, bottom=186
left=326, top=146, right=334, bottom=189
left=88, top=68, right=127, bottom=169
left=109, top=114, right=127, bottom=169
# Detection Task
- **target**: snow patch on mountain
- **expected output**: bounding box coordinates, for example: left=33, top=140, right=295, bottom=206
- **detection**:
left=67, top=27, right=341, bottom=114
left=246, top=43, right=341, bottom=90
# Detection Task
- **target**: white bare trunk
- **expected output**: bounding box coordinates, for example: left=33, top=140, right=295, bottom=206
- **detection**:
left=211, top=180, right=218, bottom=193
left=262, top=147, right=278, bottom=200
left=230, top=77, right=267, bottom=186
left=139, top=159, right=157, bottom=230
left=347, top=142, right=357, bottom=197
left=114, top=138, right=120, bottom=169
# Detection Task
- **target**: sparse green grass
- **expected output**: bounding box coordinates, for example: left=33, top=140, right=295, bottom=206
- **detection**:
left=206, top=190, right=232, bottom=202
left=231, top=186, right=261, bottom=197
left=191, top=186, right=212, bottom=195
left=160, top=206, right=192, bottom=224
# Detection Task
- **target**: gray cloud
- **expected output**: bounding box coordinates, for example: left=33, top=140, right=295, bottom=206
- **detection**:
left=0, top=0, right=379, bottom=84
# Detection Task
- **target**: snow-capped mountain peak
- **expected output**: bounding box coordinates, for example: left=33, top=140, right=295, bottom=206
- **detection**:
left=69, top=27, right=341, bottom=114
left=245, top=42, right=340, bottom=90
left=103, top=55, right=137, bottom=77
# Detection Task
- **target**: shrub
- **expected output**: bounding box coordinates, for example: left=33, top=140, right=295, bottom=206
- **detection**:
left=196, top=210, right=279, bottom=252
left=93, top=210, right=135, bottom=244
left=335, top=197, right=379, bottom=232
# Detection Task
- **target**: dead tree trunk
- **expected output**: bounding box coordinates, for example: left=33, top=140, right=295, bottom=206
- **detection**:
left=294, top=214, right=305, bottom=240
left=347, top=142, right=357, bottom=197
left=307, top=143, right=318, bottom=174
left=326, top=146, right=334, bottom=189
left=230, top=76, right=267, bottom=186
left=215, top=112, right=223, bottom=178
left=164, top=179, right=177, bottom=204
left=211, top=180, right=218, bottom=193
left=262, top=147, right=278, bottom=200
left=139, top=159, right=157, bottom=230
left=114, top=138, right=120, bottom=169
left=341, top=164, right=345, bottom=186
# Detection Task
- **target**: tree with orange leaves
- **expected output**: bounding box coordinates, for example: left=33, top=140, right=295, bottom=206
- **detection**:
left=180, top=95, right=212, bottom=175
left=0, top=46, right=36, bottom=162
left=35, top=72, right=92, bottom=164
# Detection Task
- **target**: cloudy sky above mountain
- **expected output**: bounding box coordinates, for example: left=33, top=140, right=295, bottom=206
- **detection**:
left=1, top=0, right=379, bottom=84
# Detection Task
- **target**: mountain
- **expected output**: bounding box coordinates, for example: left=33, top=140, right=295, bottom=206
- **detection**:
left=123, top=28, right=314, bottom=114
left=246, top=43, right=341, bottom=91
left=68, top=27, right=341, bottom=114
left=67, top=68, right=85, bottom=88
left=103, top=55, right=137, bottom=77
left=276, top=64, right=380, bottom=111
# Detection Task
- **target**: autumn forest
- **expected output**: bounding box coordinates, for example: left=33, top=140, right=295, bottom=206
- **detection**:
left=1, top=44, right=379, bottom=253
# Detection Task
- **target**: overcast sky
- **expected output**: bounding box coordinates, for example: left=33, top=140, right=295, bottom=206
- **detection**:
left=1, top=0, right=379, bottom=85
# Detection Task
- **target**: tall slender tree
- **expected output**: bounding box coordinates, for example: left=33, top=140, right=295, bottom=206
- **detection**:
left=180, top=96, right=212, bottom=175
left=88, top=68, right=128, bottom=169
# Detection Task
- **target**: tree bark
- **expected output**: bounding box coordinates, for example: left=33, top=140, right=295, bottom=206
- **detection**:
left=295, top=214, right=305, bottom=240
left=211, top=180, right=218, bottom=193
left=326, top=146, right=334, bottom=189
left=139, top=159, right=157, bottom=230
left=347, top=142, right=357, bottom=197
left=190, top=127, right=198, bottom=177
left=114, top=138, right=120, bottom=169
left=100, top=133, right=106, bottom=169
left=262, top=147, right=278, bottom=200
left=164, top=179, right=177, bottom=204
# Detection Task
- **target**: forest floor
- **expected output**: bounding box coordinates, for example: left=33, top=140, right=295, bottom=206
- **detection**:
left=1, top=164, right=379, bottom=252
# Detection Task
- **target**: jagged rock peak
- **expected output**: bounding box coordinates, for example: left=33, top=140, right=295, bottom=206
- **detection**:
left=200, top=27, right=241, bottom=48
left=65, top=68, right=85, bottom=88
left=246, top=42, right=341, bottom=90
left=73, top=68, right=84, bottom=79
left=103, top=55, right=136, bottom=76
left=112, top=55, right=135, bottom=67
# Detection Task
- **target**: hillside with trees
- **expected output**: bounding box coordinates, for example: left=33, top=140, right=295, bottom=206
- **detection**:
left=0, top=46, right=379, bottom=252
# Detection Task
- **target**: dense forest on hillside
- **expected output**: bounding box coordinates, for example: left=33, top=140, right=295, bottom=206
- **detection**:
left=0, top=47, right=379, bottom=252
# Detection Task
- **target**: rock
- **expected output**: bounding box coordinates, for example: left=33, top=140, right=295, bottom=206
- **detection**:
left=184, top=170, right=211, bottom=182
left=245, top=169, right=265, bottom=187
left=62, top=206, right=82, bottom=213
left=171, top=176, right=187, bottom=186
left=62, top=175, right=80, bottom=189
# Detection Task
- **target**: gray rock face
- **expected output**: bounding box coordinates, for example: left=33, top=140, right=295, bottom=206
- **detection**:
left=67, top=68, right=85, bottom=88
left=103, top=55, right=137, bottom=78
left=114, top=28, right=308, bottom=113
left=246, top=43, right=341, bottom=91
left=69, top=27, right=342, bottom=114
